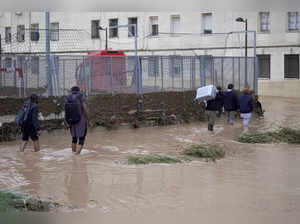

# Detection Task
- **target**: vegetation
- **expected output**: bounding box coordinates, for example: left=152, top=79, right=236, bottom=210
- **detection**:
left=183, top=145, right=225, bottom=161
left=238, top=127, right=300, bottom=144
left=0, top=191, right=26, bottom=212
left=128, top=154, right=182, bottom=165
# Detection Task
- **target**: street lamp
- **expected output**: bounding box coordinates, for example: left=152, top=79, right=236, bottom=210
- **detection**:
left=236, top=17, right=248, bottom=87
left=99, top=26, right=108, bottom=50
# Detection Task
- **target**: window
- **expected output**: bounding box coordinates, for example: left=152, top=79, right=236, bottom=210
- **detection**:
left=31, top=56, right=39, bottom=74
left=288, top=12, right=299, bottom=31
left=150, top=16, right=159, bottom=36
left=284, top=54, right=299, bottom=79
left=128, top=17, right=138, bottom=37
left=30, top=23, right=39, bottom=41
left=148, top=56, right=159, bottom=77
left=5, top=27, right=11, bottom=43
left=109, top=18, right=118, bottom=38
left=91, top=20, right=100, bottom=38
left=202, top=13, right=212, bottom=34
left=171, top=15, right=180, bottom=34
left=259, top=12, right=270, bottom=32
left=258, top=55, right=271, bottom=79
left=4, top=57, right=12, bottom=69
left=50, top=22, right=59, bottom=41
left=17, top=25, right=25, bottom=42
left=169, top=56, right=182, bottom=77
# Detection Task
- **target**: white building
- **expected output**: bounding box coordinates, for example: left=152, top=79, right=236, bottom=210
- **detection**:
left=0, top=11, right=299, bottom=97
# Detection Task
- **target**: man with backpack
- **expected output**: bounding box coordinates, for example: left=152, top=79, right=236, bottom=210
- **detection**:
left=17, top=94, right=41, bottom=152
left=65, top=86, right=89, bottom=155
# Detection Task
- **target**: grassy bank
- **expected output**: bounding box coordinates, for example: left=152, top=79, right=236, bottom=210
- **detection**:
left=238, top=127, right=300, bottom=144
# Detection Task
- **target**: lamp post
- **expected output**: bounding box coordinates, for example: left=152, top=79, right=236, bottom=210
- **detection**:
left=236, top=17, right=248, bottom=87
left=99, top=26, right=108, bottom=50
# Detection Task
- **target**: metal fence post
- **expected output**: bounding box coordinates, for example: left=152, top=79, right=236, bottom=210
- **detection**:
left=63, top=59, right=65, bottom=96
left=161, top=56, right=164, bottom=91
left=181, top=57, right=184, bottom=91
left=154, top=57, right=157, bottom=90
left=191, top=57, right=195, bottom=89
left=199, top=56, right=206, bottom=87
left=221, top=57, right=224, bottom=89
left=110, top=56, right=113, bottom=95
left=232, top=57, right=235, bottom=86
left=253, top=31, right=258, bottom=94
left=238, top=57, right=241, bottom=90
left=89, top=59, right=93, bottom=94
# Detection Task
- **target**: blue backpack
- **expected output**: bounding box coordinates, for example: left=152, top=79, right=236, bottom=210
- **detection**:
left=16, top=102, right=32, bottom=129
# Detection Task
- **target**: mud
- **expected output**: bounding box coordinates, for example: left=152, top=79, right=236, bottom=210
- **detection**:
left=1, top=96, right=300, bottom=223
left=0, top=91, right=205, bottom=142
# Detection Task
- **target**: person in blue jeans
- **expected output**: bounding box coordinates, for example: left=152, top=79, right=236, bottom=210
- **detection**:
left=239, top=88, right=253, bottom=133
left=223, top=84, right=239, bottom=125
left=20, top=94, right=41, bottom=152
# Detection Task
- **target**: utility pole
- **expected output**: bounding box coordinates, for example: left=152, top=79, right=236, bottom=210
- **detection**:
left=45, top=12, right=52, bottom=96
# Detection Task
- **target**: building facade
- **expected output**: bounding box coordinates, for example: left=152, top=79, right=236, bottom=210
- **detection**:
left=0, top=11, right=299, bottom=97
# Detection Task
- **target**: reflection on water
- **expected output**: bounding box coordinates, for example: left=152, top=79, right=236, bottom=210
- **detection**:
left=0, top=96, right=300, bottom=223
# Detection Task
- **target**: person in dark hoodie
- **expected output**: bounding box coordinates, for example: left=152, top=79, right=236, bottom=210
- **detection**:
left=20, top=94, right=41, bottom=152
left=206, top=86, right=224, bottom=131
left=239, top=88, right=253, bottom=133
left=224, top=84, right=239, bottom=125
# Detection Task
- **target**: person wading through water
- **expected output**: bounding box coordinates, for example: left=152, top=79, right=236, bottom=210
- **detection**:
left=65, top=86, right=89, bottom=155
left=239, top=88, right=253, bottom=133
left=223, top=84, right=239, bottom=125
left=18, top=94, right=42, bottom=152
left=205, top=86, right=224, bottom=131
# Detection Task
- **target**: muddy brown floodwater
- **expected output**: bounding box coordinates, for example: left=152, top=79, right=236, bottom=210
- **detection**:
left=1, top=96, right=300, bottom=223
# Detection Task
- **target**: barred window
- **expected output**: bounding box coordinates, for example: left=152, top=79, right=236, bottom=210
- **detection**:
left=31, top=56, right=39, bottom=74
left=17, top=25, right=25, bottom=42
left=150, top=16, right=159, bottom=36
left=148, top=56, right=159, bottom=77
left=50, top=22, right=59, bottom=41
left=284, top=54, right=299, bottom=79
left=31, top=23, right=40, bottom=41
left=109, top=19, right=118, bottom=38
left=288, top=12, right=299, bottom=31
left=169, top=56, right=182, bottom=77
left=91, top=20, right=100, bottom=38
left=5, top=27, right=11, bottom=43
left=258, top=55, right=271, bottom=79
left=128, top=17, right=138, bottom=37
left=259, top=12, right=270, bottom=32
left=202, top=13, right=212, bottom=34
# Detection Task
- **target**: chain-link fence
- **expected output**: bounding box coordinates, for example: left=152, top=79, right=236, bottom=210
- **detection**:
left=0, top=54, right=257, bottom=98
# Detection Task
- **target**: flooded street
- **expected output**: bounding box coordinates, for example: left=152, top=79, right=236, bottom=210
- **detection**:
left=1, top=96, right=300, bottom=223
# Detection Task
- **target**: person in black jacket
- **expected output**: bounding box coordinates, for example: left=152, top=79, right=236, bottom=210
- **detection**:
left=20, top=94, right=41, bottom=152
left=206, top=86, right=224, bottom=131
left=223, top=84, right=239, bottom=125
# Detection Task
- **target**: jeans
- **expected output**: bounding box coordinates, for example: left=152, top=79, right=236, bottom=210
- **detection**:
left=226, top=111, right=235, bottom=124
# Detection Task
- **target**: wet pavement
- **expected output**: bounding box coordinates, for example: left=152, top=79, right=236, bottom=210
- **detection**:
left=0, top=96, right=300, bottom=223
